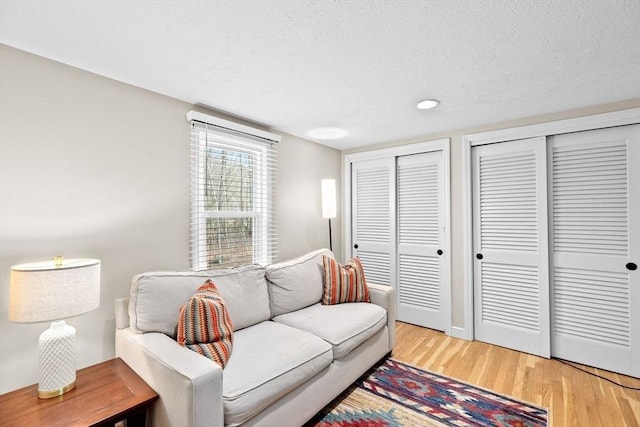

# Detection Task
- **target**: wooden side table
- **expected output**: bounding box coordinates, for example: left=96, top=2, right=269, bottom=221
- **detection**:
left=0, top=358, right=158, bottom=427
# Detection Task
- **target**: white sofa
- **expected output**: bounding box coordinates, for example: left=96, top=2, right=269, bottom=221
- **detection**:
left=115, top=249, right=396, bottom=427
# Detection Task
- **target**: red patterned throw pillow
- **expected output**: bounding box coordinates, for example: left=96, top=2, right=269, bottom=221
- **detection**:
left=177, top=279, right=234, bottom=368
left=322, top=256, right=370, bottom=305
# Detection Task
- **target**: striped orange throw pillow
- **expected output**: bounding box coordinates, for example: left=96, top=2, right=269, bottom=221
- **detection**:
left=322, top=256, right=370, bottom=305
left=177, top=279, right=234, bottom=368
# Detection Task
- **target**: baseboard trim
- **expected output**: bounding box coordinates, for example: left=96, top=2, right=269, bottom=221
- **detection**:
left=450, top=326, right=473, bottom=341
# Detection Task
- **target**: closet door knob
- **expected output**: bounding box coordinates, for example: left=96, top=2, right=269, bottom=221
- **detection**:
left=476, top=253, right=483, bottom=260
left=627, top=262, right=638, bottom=271
left=437, top=249, right=443, bottom=256
left=354, top=244, right=359, bottom=249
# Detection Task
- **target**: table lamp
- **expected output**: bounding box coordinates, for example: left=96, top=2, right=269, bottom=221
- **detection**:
left=322, top=179, right=336, bottom=251
left=9, top=257, right=101, bottom=398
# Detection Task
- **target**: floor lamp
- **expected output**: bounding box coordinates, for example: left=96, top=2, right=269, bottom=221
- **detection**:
left=322, top=179, right=336, bottom=251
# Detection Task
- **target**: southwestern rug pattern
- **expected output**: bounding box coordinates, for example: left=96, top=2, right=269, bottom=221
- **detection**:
left=308, top=358, right=548, bottom=427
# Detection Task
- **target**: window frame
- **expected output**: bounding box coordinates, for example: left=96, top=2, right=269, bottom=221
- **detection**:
left=188, top=111, right=280, bottom=270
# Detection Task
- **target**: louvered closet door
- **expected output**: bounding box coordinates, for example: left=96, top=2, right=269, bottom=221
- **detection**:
left=550, top=125, right=639, bottom=377
left=397, top=152, right=446, bottom=329
left=472, top=137, right=550, bottom=357
left=351, top=158, right=395, bottom=287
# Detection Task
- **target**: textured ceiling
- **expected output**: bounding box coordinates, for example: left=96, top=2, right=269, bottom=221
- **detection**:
left=1, top=0, right=639, bottom=149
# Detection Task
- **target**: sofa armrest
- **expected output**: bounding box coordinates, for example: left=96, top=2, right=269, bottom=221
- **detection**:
left=115, top=328, right=223, bottom=427
left=115, top=297, right=129, bottom=330
left=367, top=282, right=396, bottom=351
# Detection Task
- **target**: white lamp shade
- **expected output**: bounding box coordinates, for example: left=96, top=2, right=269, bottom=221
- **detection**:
left=9, top=259, right=101, bottom=323
left=322, top=179, right=337, bottom=219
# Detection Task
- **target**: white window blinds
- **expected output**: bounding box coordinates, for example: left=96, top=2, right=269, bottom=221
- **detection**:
left=189, top=112, right=279, bottom=270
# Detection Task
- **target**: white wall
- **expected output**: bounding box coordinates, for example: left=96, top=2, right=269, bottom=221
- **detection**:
left=0, top=44, right=341, bottom=393
left=277, top=133, right=342, bottom=262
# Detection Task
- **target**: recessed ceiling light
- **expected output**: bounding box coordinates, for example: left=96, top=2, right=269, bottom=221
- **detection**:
left=307, top=127, right=349, bottom=140
left=416, top=99, right=440, bottom=110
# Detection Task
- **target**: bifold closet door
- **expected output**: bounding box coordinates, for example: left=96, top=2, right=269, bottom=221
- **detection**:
left=396, top=152, right=446, bottom=330
left=351, top=158, right=395, bottom=287
left=549, top=125, right=639, bottom=378
left=472, top=137, right=550, bottom=357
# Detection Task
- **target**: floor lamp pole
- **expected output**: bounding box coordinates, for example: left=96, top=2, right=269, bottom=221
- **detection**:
left=328, top=218, right=333, bottom=251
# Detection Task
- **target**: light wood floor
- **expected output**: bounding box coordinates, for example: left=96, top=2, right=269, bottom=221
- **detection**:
left=392, top=322, right=640, bottom=427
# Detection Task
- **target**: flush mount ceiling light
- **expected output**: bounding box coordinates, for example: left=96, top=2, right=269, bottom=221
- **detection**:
left=307, top=127, right=349, bottom=140
left=416, top=99, right=440, bottom=110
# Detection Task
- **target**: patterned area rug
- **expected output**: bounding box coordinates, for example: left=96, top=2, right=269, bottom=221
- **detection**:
left=307, top=358, right=548, bottom=427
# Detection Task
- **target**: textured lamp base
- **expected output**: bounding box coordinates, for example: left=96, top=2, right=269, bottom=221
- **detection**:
left=38, top=320, right=77, bottom=399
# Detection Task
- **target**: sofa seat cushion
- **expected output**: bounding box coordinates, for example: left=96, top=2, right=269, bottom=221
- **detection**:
left=272, top=302, right=387, bottom=360
left=222, top=321, right=332, bottom=426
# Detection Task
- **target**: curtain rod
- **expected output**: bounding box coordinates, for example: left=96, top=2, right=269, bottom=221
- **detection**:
left=187, top=110, right=281, bottom=143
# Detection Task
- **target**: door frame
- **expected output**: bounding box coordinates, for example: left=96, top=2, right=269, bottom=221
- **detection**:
left=462, top=107, right=640, bottom=341
left=343, top=138, right=451, bottom=335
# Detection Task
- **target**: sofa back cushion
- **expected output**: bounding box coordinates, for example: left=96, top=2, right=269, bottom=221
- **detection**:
left=265, top=248, right=334, bottom=316
left=129, top=264, right=269, bottom=336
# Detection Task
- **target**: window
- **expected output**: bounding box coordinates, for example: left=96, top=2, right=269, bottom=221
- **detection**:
left=189, top=112, right=279, bottom=270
